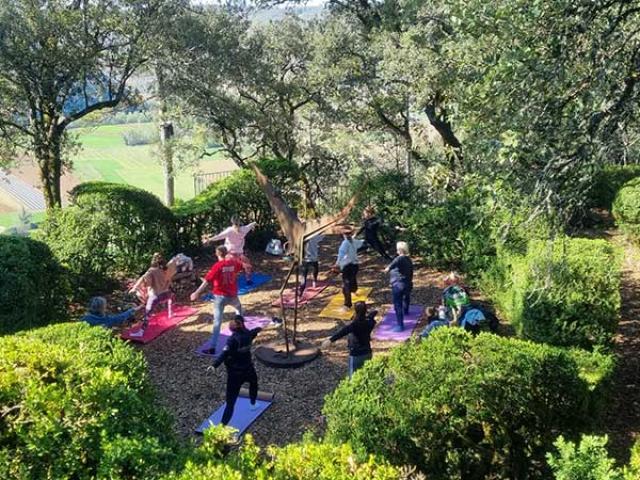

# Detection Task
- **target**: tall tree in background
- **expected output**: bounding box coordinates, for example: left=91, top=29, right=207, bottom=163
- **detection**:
left=0, top=0, right=177, bottom=209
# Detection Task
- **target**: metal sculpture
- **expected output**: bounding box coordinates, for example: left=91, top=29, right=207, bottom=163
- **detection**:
left=252, top=165, right=358, bottom=367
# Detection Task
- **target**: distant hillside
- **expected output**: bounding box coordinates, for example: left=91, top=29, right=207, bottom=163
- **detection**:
left=250, top=5, right=325, bottom=22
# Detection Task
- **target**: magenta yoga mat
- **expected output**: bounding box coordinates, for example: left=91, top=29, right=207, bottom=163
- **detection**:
left=121, top=305, right=198, bottom=344
left=372, top=305, right=424, bottom=342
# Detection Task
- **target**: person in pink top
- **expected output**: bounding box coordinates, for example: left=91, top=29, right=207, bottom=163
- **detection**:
left=206, top=216, right=256, bottom=284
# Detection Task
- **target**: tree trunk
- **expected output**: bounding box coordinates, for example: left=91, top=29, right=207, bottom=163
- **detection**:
left=424, top=103, right=464, bottom=170
left=34, top=129, right=63, bottom=209
left=160, top=122, right=175, bottom=206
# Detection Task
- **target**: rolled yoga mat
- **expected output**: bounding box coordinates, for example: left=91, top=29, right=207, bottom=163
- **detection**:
left=121, top=305, right=198, bottom=344
left=318, top=287, right=373, bottom=320
left=195, top=316, right=273, bottom=357
left=271, top=280, right=330, bottom=308
left=372, top=304, right=425, bottom=342
left=196, top=389, right=274, bottom=436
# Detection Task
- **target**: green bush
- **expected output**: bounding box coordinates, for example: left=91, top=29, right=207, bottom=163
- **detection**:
left=323, top=329, right=611, bottom=479
left=547, top=435, right=624, bottom=480
left=613, top=177, right=640, bottom=241
left=493, top=237, right=621, bottom=349
left=0, top=323, right=178, bottom=479
left=37, top=182, right=177, bottom=292
left=589, top=165, right=640, bottom=210
left=0, top=236, right=70, bottom=335
left=626, top=438, right=640, bottom=480
left=162, top=427, right=400, bottom=480
left=174, top=157, right=302, bottom=251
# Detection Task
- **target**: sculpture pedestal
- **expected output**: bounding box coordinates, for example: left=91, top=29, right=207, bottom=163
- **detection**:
left=254, top=341, right=320, bottom=368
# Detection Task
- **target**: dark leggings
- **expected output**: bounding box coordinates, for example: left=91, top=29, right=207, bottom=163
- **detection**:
left=358, top=237, right=391, bottom=260
left=221, top=367, right=258, bottom=425
left=341, top=263, right=359, bottom=307
left=300, top=261, right=319, bottom=291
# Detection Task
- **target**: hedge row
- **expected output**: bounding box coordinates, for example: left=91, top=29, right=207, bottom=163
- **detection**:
left=613, top=177, right=640, bottom=242
left=0, top=236, right=70, bottom=336
left=323, top=328, right=614, bottom=479
left=588, top=164, right=640, bottom=211
left=484, top=237, right=621, bottom=349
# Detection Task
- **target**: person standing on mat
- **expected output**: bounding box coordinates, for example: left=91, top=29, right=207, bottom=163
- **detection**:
left=384, top=241, right=414, bottom=332
left=191, top=245, right=244, bottom=355
left=356, top=206, right=391, bottom=260
left=128, top=253, right=178, bottom=338
left=206, top=216, right=256, bottom=284
left=213, top=315, right=263, bottom=425
left=335, top=226, right=364, bottom=313
left=300, top=233, right=324, bottom=294
left=321, top=301, right=378, bottom=378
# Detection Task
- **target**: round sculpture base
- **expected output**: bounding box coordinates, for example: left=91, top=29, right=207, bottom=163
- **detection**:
left=254, top=341, right=320, bottom=368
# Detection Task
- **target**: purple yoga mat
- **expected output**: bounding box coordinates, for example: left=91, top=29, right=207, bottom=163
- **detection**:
left=373, top=305, right=424, bottom=342
left=195, top=316, right=272, bottom=357
left=196, top=396, right=272, bottom=435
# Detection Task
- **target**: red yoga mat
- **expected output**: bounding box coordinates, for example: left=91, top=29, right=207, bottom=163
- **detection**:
left=121, top=305, right=198, bottom=344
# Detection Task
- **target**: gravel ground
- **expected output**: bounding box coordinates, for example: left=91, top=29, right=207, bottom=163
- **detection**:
left=131, top=235, right=447, bottom=447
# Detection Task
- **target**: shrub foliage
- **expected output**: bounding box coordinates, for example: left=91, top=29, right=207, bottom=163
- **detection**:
left=613, top=177, right=640, bottom=241
left=0, top=236, right=70, bottom=335
left=323, top=329, right=612, bottom=479
left=0, top=323, right=178, bottom=480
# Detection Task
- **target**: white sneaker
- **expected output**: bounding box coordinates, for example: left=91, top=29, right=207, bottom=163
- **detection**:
left=339, top=306, right=351, bottom=313
left=249, top=402, right=260, bottom=411
left=312, top=281, right=317, bottom=289
left=129, top=329, right=145, bottom=338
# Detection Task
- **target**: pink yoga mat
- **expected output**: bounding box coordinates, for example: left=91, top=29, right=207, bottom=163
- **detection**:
left=121, top=305, right=198, bottom=344
left=373, top=305, right=424, bottom=342
left=195, top=316, right=273, bottom=357
left=271, top=281, right=330, bottom=308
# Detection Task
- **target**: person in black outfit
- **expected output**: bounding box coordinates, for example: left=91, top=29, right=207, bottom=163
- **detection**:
left=357, top=205, right=392, bottom=260
left=322, top=301, right=378, bottom=378
left=385, top=241, right=414, bottom=332
left=213, top=315, right=265, bottom=426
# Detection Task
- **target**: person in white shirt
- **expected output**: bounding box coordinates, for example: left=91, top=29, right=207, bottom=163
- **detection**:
left=206, top=216, right=256, bottom=284
left=335, top=226, right=364, bottom=311
left=300, top=234, right=324, bottom=293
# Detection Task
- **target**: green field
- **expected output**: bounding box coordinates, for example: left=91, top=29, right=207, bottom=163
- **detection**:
left=0, top=123, right=237, bottom=229
left=71, top=123, right=235, bottom=200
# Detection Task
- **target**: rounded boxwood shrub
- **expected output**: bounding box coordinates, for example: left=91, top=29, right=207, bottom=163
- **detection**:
left=0, top=323, right=178, bottom=479
left=589, top=165, right=640, bottom=211
left=0, top=235, right=70, bottom=335
left=547, top=435, right=623, bottom=480
left=174, top=157, right=302, bottom=251
left=37, top=182, right=177, bottom=290
left=499, top=237, right=621, bottom=349
left=323, top=329, right=610, bottom=479
left=613, top=177, right=640, bottom=241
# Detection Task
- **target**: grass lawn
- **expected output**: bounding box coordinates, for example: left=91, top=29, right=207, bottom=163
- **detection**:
left=70, top=123, right=236, bottom=200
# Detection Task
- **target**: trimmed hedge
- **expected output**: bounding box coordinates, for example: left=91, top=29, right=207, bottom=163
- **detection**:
left=491, top=237, right=621, bottom=349
left=589, top=165, right=640, bottom=210
left=162, top=428, right=400, bottom=480
left=0, top=236, right=70, bottom=335
left=323, top=329, right=613, bottom=479
left=613, top=177, right=640, bottom=241
left=37, top=182, right=177, bottom=293
left=0, top=323, right=178, bottom=479
left=174, top=157, right=302, bottom=251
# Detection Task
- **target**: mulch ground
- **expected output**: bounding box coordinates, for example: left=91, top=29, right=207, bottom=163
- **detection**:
left=125, top=235, right=447, bottom=447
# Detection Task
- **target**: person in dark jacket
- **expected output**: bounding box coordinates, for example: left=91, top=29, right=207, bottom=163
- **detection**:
left=321, top=301, right=378, bottom=378
left=213, top=315, right=264, bottom=426
left=385, top=241, right=414, bottom=332
left=356, top=205, right=392, bottom=260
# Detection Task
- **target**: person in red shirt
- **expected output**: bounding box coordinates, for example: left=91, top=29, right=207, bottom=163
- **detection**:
left=191, top=245, right=245, bottom=355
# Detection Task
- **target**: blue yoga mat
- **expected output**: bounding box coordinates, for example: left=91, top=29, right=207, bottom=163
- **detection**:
left=196, top=396, right=273, bottom=435
left=201, top=273, right=273, bottom=300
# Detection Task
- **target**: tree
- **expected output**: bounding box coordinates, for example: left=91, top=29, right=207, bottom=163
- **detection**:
left=0, top=0, right=177, bottom=209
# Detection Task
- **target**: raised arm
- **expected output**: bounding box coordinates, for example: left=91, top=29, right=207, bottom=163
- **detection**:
left=190, top=279, right=210, bottom=302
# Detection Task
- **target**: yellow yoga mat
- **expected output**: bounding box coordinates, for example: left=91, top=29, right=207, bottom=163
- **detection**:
left=318, top=287, right=373, bottom=319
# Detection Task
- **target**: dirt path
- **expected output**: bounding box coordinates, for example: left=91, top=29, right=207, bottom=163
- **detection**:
left=137, top=235, right=447, bottom=448
left=602, top=231, right=640, bottom=462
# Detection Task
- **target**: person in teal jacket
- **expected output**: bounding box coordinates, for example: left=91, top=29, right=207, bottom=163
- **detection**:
left=82, top=296, right=140, bottom=328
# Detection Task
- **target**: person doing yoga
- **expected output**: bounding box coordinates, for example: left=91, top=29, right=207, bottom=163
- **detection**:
left=335, top=226, right=364, bottom=312
left=300, top=234, right=324, bottom=293
left=207, top=216, right=256, bottom=284
left=385, top=241, right=414, bottom=332
left=212, top=315, right=282, bottom=426
left=356, top=205, right=391, bottom=260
